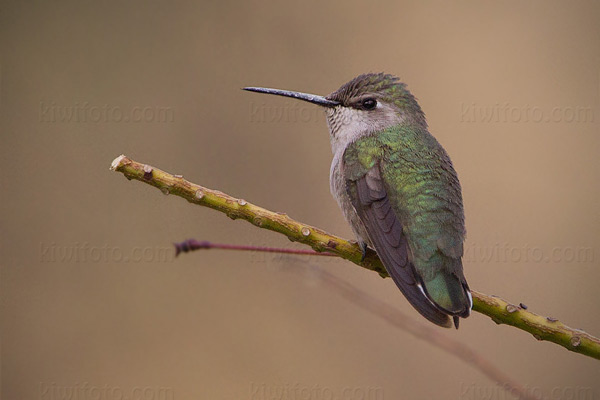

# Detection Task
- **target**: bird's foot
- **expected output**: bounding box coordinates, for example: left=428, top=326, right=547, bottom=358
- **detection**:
left=359, top=241, right=368, bottom=262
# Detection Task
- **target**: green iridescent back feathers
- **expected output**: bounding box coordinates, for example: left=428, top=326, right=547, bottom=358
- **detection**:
left=339, top=75, right=470, bottom=316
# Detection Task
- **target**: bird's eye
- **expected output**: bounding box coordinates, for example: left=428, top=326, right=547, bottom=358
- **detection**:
left=361, top=98, right=377, bottom=110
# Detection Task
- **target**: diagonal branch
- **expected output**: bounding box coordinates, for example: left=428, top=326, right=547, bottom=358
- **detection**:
left=110, top=154, right=600, bottom=360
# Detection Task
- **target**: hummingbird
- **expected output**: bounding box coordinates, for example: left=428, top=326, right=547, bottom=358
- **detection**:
left=244, top=73, right=472, bottom=328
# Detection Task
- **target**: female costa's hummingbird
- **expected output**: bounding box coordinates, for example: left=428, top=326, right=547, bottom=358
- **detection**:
left=244, top=73, right=472, bottom=328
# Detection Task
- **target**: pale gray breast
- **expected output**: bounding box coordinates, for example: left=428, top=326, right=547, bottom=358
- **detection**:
left=326, top=105, right=386, bottom=246
left=329, top=149, right=372, bottom=246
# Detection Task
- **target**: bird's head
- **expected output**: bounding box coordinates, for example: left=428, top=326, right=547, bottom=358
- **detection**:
left=244, top=73, right=426, bottom=145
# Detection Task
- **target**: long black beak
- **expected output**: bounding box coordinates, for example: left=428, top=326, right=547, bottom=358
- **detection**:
left=243, top=87, right=340, bottom=108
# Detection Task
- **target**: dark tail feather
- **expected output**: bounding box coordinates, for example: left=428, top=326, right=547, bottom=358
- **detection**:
left=421, top=269, right=472, bottom=321
left=384, top=262, right=453, bottom=328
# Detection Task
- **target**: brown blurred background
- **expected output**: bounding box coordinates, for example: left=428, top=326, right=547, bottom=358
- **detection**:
left=2, top=1, right=599, bottom=399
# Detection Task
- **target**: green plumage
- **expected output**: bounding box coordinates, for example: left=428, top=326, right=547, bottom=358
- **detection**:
left=244, top=72, right=472, bottom=327
left=343, top=123, right=470, bottom=316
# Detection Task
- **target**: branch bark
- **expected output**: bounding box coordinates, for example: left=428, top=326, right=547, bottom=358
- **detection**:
left=110, top=154, right=600, bottom=361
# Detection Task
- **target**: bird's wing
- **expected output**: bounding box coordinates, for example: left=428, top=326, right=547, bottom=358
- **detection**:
left=343, top=140, right=453, bottom=328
